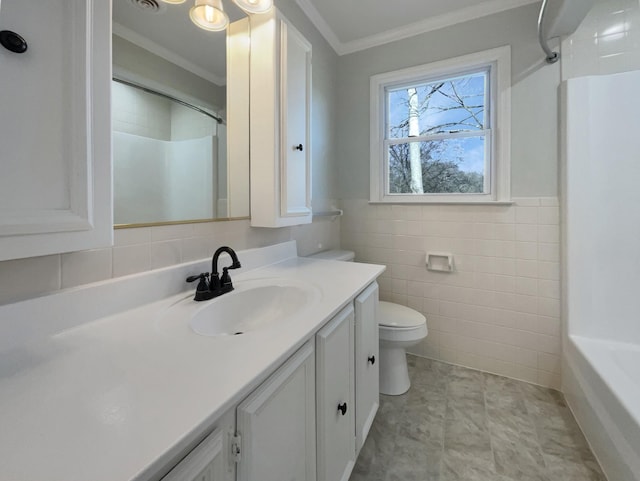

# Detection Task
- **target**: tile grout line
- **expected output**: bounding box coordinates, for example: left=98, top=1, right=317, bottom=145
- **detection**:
left=483, top=373, right=499, bottom=477
left=521, top=383, right=551, bottom=474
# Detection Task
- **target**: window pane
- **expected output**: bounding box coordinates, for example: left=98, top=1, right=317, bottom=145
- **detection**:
left=388, top=137, right=485, bottom=194
left=388, top=71, right=487, bottom=139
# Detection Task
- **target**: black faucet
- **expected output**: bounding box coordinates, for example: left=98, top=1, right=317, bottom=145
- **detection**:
left=211, top=246, right=242, bottom=293
left=185, top=246, right=242, bottom=301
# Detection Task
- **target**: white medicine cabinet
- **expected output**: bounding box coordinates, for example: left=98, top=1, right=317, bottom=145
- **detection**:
left=0, top=0, right=113, bottom=261
left=248, top=8, right=312, bottom=228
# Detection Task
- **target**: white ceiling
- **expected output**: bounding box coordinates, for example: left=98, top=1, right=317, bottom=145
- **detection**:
left=111, top=0, right=540, bottom=84
left=295, top=0, right=540, bottom=55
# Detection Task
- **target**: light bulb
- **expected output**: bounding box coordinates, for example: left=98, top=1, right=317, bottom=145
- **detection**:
left=190, top=0, right=229, bottom=31
left=205, top=5, right=215, bottom=22
left=232, top=0, right=272, bottom=14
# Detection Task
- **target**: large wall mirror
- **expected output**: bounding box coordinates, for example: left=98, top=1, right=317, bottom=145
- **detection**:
left=112, top=0, right=249, bottom=227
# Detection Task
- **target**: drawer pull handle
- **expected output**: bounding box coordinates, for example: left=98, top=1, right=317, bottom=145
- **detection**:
left=368, top=355, right=376, bottom=365
left=337, top=402, right=347, bottom=416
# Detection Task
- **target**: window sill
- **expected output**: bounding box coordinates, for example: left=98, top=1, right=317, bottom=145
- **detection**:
left=368, top=200, right=514, bottom=206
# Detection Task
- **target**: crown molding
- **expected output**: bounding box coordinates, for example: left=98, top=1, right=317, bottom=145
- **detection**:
left=293, top=0, right=343, bottom=53
left=112, top=23, right=226, bottom=86
left=295, top=0, right=540, bottom=56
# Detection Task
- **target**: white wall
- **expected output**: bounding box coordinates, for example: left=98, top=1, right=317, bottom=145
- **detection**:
left=113, top=35, right=226, bottom=112
left=565, top=72, right=640, bottom=345
left=336, top=3, right=561, bottom=200
left=338, top=3, right=563, bottom=388
left=562, top=0, right=640, bottom=344
left=562, top=0, right=640, bottom=81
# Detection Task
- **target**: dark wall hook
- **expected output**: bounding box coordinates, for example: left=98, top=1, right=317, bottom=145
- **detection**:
left=0, top=30, right=28, bottom=54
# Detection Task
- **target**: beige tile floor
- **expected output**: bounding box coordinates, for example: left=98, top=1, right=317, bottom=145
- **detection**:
left=351, top=356, right=606, bottom=481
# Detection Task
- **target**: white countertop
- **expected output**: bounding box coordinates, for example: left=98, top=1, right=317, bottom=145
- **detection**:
left=0, top=244, right=384, bottom=481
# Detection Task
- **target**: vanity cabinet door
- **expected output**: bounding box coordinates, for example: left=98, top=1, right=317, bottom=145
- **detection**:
left=161, top=428, right=226, bottom=481
left=249, top=8, right=312, bottom=228
left=236, top=341, right=316, bottom=481
left=161, top=408, right=235, bottom=481
left=354, top=282, right=380, bottom=455
left=316, top=305, right=355, bottom=481
left=0, top=0, right=112, bottom=260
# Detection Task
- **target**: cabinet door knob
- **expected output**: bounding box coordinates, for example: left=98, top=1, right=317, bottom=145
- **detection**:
left=368, top=355, right=376, bottom=365
left=337, top=402, right=348, bottom=416
left=0, top=30, right=28, bottom=54
left=294, top=143, right=304, bottom=151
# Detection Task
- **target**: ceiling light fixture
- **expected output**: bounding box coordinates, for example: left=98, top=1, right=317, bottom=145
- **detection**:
left=160, top=0, right=272, bottom=32
left=189, top=0, right=229, bottom=31
left=232, top=0, right=272, bottom=14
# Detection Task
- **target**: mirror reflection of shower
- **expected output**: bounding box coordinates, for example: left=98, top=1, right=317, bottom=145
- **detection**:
left=112, top=79, right=227, bottom=225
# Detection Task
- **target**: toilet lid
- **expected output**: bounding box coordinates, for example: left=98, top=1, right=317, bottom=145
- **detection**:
left=378, top=301, right=426, bottom=328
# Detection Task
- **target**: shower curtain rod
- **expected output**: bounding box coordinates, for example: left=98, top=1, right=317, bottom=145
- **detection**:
left=113, top=77, right=225, bottom=124
left=538, top=0, right=560, bottom=64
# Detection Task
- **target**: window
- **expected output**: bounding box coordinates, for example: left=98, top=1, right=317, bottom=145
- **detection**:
left=370, top=46, right=511, bottom=203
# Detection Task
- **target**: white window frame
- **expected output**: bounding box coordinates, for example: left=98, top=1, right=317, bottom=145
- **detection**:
left=370, top=46, right=511, bottom=204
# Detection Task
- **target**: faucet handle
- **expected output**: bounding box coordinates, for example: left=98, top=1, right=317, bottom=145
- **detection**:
left=186, top=273, right=214, bottom=301
left=186, top=272, right=209, bottom=284
left=186, top=272, right=210, bottom=293
left=220, top=267, right=234, bottom=290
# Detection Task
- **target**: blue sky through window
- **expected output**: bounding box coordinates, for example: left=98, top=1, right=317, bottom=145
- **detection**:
left=385, top=70, right=488, bottom=192
left=387, top=71, right=487, bottom=138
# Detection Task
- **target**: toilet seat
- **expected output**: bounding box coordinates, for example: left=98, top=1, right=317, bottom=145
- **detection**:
left=378, top=301, right=426, bottom=328
left=378, top=301, right=428, bottom=343
left=379, top=323, right=428, bottom=342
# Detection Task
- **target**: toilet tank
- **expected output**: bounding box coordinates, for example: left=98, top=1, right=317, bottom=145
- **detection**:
left=307, top=249, right=355, bottom=262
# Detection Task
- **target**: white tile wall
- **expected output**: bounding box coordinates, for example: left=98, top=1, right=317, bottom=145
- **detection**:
left=170, top=103, right=218, bottom=141
left=562, top=0, right=640, bottom=80
left=61, top=249, right=113, bottom=289
left=341, top=197, right=562, bottom=389
left=112, top=82, right=172, bottom=140
left=0, top=217, right=340, bottom=306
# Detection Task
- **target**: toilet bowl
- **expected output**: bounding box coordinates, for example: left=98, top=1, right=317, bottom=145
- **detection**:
left=378, top=301, right=427, bottom=395
left=308, top=249, right=428, bottom=395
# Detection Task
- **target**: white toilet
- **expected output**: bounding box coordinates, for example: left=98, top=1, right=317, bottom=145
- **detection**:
left=308, top=249, right=428, bottom=395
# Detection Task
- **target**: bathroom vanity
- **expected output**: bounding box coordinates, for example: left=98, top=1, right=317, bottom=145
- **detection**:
left=0, top=242, right=384, bottom=481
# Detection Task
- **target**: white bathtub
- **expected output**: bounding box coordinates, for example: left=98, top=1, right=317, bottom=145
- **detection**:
left=565, top=336, right=640, bottom=481
left=563, top=70, right=640, bottom=481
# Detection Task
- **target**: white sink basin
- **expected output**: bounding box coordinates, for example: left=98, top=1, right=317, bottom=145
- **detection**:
left=164, top=278, right=321, bottom=337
